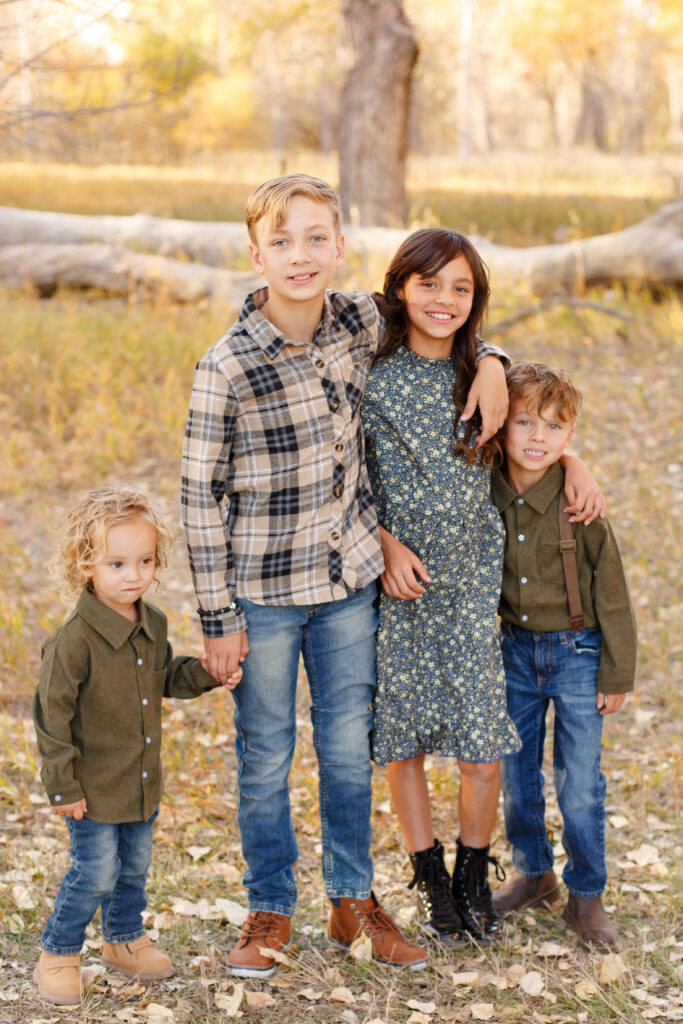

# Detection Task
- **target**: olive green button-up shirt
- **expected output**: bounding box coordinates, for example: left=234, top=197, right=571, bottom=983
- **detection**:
left=33, top=587, right=220, bottom=824
left=491, top=462, right=637, bottom=695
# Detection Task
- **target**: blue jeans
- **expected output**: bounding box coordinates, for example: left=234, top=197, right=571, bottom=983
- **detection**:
left=233, top=583, right=377, bottom=916
left=500, top=623, right=606, bottom=898
left=41, top=810, right=158, bottom=954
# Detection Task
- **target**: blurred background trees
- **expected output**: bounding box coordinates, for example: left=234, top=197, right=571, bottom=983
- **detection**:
left=1, top=0, right=682, bottom=223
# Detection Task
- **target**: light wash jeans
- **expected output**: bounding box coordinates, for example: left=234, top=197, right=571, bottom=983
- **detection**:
left=41, top=809, right=158, bottom=954
left=500, top=622, right=607, bottom=897
left=232, top=582, right=377, bottom=916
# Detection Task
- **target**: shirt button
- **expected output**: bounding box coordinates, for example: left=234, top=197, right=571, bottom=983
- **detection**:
left=315, top=358, right=325, bottom=368
left=146, top=737, right=151, bottom=744
left=330, top=531, right=340, bottom=542
left=517, top=498, right=524, bottom=505
left=329, top=400, right=340, bottom=411
left=521, top=614, right=529, bottom=622
left=54, top=794, right=62, bottom=802
left=334, top=442, right=344, bottom=453
left=521, top=577, right=528, bottom=584
left=137, top=658, right=143, bottom=665
left=333, top=486, right=343, bottom=498
left=142, top=771, right=148, bottom=779
left=142, top=698, right=148, bottom=706
left=518, top=534, right=525, bottom=541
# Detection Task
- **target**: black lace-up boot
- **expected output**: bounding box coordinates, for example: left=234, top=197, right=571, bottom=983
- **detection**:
left=451, top=837, right=506, bottom=943
left=408, top=839, right=466, bottom=944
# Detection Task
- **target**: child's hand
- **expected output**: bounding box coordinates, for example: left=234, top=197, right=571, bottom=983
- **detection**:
left=204, top=632, right=249, bottom=686
left=51, top=797, right=87, bottom=820
left=562, top=454, right=606, bottom=524
left=224, top=665, right=243, bottom=690
left=598, top=692, right=626, bottom=715
left=462, top=355, right=508, bottom=444
left=379, top=525, right=431, bottom=599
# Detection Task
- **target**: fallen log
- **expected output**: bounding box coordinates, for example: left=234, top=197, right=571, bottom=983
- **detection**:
left=0, top=201, right=681, bottom=298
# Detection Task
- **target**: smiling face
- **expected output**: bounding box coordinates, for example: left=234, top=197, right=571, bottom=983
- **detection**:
left=248, top=195, right=345, bottom=316
left=87, top=514, right=158, bottom=621
left=399, top=254, right=475, bottom=358
left=503, top=394, right=576, bottom=492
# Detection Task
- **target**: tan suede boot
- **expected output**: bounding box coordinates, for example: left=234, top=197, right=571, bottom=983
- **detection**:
left=328, top=893, right=427, bottom=969
left=492, top=869, right=561, bottom=915
left=563, top=893, right=619, bottom=950
left=228, top=911, right=292, bottom=978
left=101, top=935, right=175, bottom=981
left=33, top=951, right=82, bottom=1005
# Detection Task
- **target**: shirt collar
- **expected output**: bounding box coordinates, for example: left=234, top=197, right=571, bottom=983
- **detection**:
left=238, top=287, right=339, bottom=359
left=75, top=587, right=156, bottom=648
left=491, top=461, right=565, bottom=514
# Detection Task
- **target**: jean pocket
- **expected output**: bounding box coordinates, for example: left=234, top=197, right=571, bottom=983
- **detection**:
left=571, top=629, right=602, bottom=657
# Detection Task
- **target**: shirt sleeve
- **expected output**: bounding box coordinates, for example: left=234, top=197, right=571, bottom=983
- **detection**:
left=181, top=353, right=247, bottom=638
left=162, top=640, right=222, bottom=698
left=584, top=518, right=637, bottom=694
left=32, top=636, right=87, bottom=808
left=475, top=337, right=509, bottom=364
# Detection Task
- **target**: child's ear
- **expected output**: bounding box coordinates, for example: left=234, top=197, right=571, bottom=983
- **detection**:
left=565, top=423, right=576, bottom=446
left=335, top=233, right=345, bottom=267
left=248, top=244, right=265, bottom=275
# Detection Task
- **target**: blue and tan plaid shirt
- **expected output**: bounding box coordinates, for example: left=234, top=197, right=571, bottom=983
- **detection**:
left=182, top=286, right=504, bottom=637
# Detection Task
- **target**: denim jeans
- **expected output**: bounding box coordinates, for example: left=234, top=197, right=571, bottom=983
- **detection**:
left=233, top=582, right=377, bottom=916
left=500, top=623, right=606, bottom=897
left=41, top=809, right=158, bottom=954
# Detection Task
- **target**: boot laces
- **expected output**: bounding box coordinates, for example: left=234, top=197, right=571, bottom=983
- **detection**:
left=408, top=850, right=458, bottom=924
left=469, top=853, right=506, bottom=915
left=240, top=911, right=283, bottom=942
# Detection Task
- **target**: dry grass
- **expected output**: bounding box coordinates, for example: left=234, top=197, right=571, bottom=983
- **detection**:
left=0, top=166, right=681, bottom=1021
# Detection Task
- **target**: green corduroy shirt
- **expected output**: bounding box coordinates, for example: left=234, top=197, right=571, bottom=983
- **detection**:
left=491, top=462, right=637, bottom=695
left=33, top=587, right=220, bottom=824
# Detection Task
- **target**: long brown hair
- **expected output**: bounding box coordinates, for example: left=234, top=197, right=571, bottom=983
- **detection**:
left=374, top=228, right=499, bottom=465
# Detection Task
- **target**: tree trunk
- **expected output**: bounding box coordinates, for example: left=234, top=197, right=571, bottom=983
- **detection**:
left=338, top=0, right=418, bottom=227
left=1, top=202, right=682, bottom=301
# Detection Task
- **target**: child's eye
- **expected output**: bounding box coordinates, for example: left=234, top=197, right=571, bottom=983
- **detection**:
left=141, top=557, right=154, bottom=565
left=271, top=239, right=287, bottom=247
left=549, top=423, right=561, bottom=430
left=109, top=561, right=123, bottom=569
left=311, top=234, right=327, bottom=243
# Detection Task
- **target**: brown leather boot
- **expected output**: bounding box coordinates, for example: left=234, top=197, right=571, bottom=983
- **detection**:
left=492, top=869, right=561, bottom=915
left=33, top=951, right=82, bottom=1005
left=328, top=893, right=427, bottom=969
left=227, top=911, right=292, bottom=978
left=563, top=893, right=619, bottom=950
left=101, top=935, right=175, bottom=981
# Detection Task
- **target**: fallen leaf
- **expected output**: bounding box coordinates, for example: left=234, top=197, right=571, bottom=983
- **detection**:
left=12, top=884, right=35, bottom=909
left=349, top=931, right=373, bottom=962
left=329, top=987, right=356, bottom=1004
left=536, top=941, right=571, bottom=957
left=408, top=999, right=437, bottom=1013
left=186, top=845, right=211, bottom=862
left=213, top=898, right=248, bottom=926
left=215, top=984, right=244, bottom=1014
left=519, top=971, right=545, bottom=996
left=245, top=990, right=274, bottom=1007
left=575, top=979, right=599, bottom=998
left=470, top=1003, right=495, bottom=1021
left=407, top=1014, right=431, bottom=1024
left=452, top=971, right=481, bottom=986
left=598, top=953, right=628, bottom=984
left=143, top=1004, right=174, bottom=1022
left=625, top=844, right=660, bottom=866
left=608, top=814, right=630, bottom=829
left=257, top=945, right=292, bottom=966
left=298, top=987, right=323, bottom=1000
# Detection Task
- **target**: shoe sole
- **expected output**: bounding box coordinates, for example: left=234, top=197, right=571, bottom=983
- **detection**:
left=33, top=967, right=81, bottom=1006
left=327, top=936, right=427, bottom=970
left=101, top=959, right=176, bottom=982
left=227, top=940, right=291, bottom=978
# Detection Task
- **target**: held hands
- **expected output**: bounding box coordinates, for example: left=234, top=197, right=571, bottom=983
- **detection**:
left=598, top=692, right=626, bottom=716
left=203, top=632, right=249, bottom=689
left=461, top=355, right=508, bottom=444
left=379, top=525, right=431, bottom=600
left=51, top=797, right=87, bottom=820
left=562, top=454, right=606, bottom=525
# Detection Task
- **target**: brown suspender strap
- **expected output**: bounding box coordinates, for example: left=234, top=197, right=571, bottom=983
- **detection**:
left=558, top=490, right=584, bottom=631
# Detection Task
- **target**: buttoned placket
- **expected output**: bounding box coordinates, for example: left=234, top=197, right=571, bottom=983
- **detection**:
left=513, top=497, right=531, bottom=624
left=131, top=628, right=155, bottom=818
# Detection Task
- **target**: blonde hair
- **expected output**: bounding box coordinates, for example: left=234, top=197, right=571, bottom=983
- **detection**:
left=506, top=361, right=583, bottom=424
left=245, top=173, right=343, bottom=241
left=52, top=487, right=173, bottom=597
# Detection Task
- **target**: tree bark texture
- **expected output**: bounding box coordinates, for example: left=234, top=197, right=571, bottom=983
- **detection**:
left=338, top=0, right=418, bottom=227
left=1, top=201, right=681, bottom=302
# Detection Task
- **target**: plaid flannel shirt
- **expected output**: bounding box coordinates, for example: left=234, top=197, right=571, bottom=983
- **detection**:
left=182, top=286, right=505, bottom=637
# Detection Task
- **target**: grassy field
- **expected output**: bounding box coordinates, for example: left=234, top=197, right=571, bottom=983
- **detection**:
left=0, top=163, right=681, bottom=1022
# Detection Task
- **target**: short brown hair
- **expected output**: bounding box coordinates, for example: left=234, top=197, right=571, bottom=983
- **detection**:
left=505, top=360, right=583, bottom=423
left=245, top=173, right=343, bottom=241
left=52, top=487, right=173, bottom=597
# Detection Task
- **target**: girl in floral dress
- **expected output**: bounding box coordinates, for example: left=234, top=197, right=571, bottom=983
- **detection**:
left=362, top=228, right=600, bottom=944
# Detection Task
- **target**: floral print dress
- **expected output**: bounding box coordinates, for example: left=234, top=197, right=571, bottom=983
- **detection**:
left=362, top=345, right=520, bottom=766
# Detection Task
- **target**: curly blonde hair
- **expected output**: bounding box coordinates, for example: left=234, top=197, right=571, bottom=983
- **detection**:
left=52, top=487, right=173, bottom=597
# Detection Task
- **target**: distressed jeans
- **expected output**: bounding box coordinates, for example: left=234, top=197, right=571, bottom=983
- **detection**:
left=500, top=622, right=607, bottom=897
left=41, top=809, right=158, bottom=954
left=232, top=582, right=377, bottom=916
